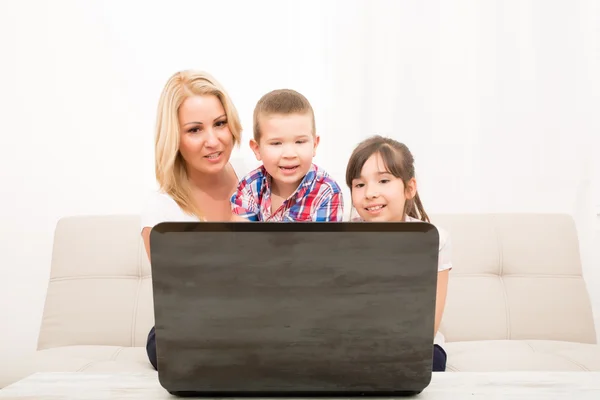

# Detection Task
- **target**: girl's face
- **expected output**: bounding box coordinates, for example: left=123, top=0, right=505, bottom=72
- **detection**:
left=351, top=152, right=416, bottom=222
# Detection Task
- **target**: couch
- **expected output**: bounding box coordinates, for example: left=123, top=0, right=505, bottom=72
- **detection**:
left=2, top=213, right=599, bottom=388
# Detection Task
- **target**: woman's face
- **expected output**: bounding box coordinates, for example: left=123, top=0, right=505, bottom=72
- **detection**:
left=178, top=94, right=234, bottom=176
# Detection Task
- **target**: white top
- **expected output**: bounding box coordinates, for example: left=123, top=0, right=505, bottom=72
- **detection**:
left=140, top=155, right=253, bottom=231
left=407, top=215, right=452, bottom=346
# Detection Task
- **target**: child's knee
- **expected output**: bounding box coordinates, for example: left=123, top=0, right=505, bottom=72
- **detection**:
left=146, top=326, right=158, bottom=370
left=432, top=344, right=447, bottom=372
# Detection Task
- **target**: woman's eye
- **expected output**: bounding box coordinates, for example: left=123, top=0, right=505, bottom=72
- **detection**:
left=215, top=120, right=227, bottom=127
left=188, top=127, right=201, bottom=133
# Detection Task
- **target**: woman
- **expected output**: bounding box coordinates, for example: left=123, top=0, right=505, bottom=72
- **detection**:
left=141, top=70, right=249, bottom=370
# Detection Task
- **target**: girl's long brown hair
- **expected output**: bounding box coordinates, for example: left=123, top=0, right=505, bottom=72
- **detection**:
left=345, top=135, right=429, bottom=222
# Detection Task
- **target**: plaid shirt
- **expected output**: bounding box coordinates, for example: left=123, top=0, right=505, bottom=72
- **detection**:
left=230, top=164, right=344, bottom=222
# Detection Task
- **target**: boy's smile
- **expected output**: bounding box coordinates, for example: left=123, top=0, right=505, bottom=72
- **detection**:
left=279, top=165, right=300, bottom=175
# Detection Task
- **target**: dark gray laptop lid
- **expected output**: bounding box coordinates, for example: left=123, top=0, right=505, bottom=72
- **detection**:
left=150, top=222, right=440, bottom=396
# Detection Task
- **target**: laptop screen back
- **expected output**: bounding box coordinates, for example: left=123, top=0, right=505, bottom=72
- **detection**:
left=150, top=222, right=440, bottom=395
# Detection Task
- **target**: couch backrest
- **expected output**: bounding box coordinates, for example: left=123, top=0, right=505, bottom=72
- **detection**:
left=432, top=213, right=597, bottom=344
left=37, top=213, right=597, bottom=350
left=37, top=215, right=153, bottom=349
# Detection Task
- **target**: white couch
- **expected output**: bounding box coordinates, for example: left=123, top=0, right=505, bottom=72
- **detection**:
left=2, top=213, right=599, bottom=387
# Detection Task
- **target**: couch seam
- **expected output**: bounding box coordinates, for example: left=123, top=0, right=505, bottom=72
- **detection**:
left=525, top=341, right=536, bottom=352
left=129, top=228, right=145, bottom=347
left=76, top=361, right=99, bottom=372
left=499, top=275, right=511, bottom=340
left=110, top=347, right=125, bottom=361
left=130, top=277, right=142, bottom=347
left=550, top=353, right=590, bottom=371
left=137, top=232, right=143, bottom=279
left=494, top=215, right=510, bottom=340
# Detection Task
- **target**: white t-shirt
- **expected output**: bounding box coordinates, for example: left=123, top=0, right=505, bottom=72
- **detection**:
left=140, top=155, right=253, bottom=231
left=405, top=215, right=453, bottom=346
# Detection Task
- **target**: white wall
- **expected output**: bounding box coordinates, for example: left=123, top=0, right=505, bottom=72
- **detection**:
left=1, top=0, right=599, bottom=364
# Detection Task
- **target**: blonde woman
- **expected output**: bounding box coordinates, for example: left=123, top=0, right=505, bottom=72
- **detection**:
left=141, top=70, right=250, bottom=370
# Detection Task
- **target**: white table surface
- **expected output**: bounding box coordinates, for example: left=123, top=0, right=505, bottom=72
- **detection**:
left=0, top=371, right=599, bottom=399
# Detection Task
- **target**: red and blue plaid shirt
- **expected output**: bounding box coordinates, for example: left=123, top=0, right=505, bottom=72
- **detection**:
left=230, top=164, right=344, bottom=222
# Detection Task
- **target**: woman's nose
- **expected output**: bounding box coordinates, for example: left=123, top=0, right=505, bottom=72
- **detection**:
left=204, top=129, right=219, bottom=147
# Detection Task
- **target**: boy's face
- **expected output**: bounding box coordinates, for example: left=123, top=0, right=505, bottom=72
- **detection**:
left=250, top=112, right=319, bottom=192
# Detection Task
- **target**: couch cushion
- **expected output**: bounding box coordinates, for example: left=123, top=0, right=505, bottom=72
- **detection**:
left=2, top=345, right=153, bottom=388
left=445, top=340, right=600, bottom=371
left=431, top=213, right=597, bottom=344
left=37, top=215, right=155, bottom=350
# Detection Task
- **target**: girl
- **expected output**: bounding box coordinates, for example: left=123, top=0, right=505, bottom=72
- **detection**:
left=345, top=135, right=452, bottom=372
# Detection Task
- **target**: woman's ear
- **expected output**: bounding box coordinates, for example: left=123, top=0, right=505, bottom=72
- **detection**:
left=405, top=177, right=417, bottom=199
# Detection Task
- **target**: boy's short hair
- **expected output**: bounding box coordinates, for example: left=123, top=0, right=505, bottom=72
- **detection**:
left=253, top=89, right=316, bottom=142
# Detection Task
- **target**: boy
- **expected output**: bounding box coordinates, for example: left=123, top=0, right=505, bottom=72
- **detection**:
left=231, top=89, right=343, bottom=221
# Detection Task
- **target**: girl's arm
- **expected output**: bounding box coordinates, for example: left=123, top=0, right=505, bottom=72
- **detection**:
left=434, top=229, right=452, bottom=335
left=434, top=269, right=450, bottom=334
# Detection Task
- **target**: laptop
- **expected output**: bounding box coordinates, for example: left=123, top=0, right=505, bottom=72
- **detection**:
left=149, top=221, right=440, bottom=397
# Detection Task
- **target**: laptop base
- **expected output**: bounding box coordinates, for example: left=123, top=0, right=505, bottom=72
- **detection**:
left=168, top=390, right=423, bottom=397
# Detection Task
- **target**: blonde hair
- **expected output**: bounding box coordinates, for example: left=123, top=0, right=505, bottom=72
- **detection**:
left=154, top=70, right=242, bottom=219
left=253, top=89, right=316, bottom=142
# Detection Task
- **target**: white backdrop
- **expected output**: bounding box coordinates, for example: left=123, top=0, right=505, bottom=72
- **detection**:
left=1, top=0, right=599, bottom=364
